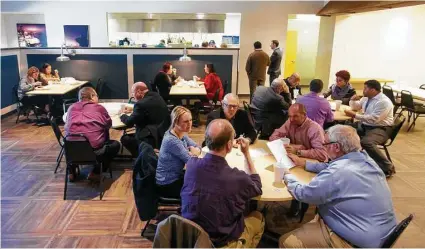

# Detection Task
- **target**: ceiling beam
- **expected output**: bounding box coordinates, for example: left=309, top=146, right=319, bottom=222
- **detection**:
left=317, top=1, right=425, bottom=16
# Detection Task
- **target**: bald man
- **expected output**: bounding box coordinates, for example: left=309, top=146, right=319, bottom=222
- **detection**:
left=120, top=82, right=170, bottom=157
left=206, top=93, right=257, bottom=144
left=270, top=103, right=327, bottom=162
left=284, top=72, right=302, bottom=100
left=181, top=119, right=264, bottom=248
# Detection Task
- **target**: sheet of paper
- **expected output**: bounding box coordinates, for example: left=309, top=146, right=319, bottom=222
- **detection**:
left=249, top=148, right=269, bottom=159
left=267, top=139, right=295, bottom=169
left=330, top=101, right=336, bottom=111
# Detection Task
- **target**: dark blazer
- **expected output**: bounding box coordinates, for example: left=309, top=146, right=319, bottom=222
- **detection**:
left=206, top=108, right=257, bottom=144
left=284, top=77, right=302, bottom=100
left=121, top=91, right=170, bottom=144
left=133, top=142, right=159, bottom=221
left=267, top=47, right=283, bottom=76
left=245, top=50, right=271, bottom=81
left=154, top=71, right=173, bottom=101
left=251, top=86, right=291, bottom=137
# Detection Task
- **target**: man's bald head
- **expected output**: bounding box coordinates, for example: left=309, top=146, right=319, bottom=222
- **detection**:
left=288, top=103, right=307, bottom=125
left=205, top=119, right=235, bottom=151
left=289, top=103, right=306, bottom=115
left=132, top=82, right=149, bottom=101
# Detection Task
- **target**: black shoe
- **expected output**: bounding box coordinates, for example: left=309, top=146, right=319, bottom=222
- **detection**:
left=385, top=168, right=396, bottom=178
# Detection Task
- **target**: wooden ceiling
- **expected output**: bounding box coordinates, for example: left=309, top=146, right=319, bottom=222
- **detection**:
left=317, top=1, right=425, bottom=16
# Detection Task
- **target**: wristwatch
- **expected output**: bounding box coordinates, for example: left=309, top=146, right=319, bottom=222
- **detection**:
left=296, top=150, right=302, bottom=156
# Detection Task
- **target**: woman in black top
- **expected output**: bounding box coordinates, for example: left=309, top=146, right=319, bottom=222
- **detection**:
left=153, top=62, right=181, bottom=102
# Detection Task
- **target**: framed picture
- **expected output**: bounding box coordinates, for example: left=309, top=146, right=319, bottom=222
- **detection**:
left=17, top=24, right=48, bottom=47
left=64, top=25, right=90, bottom=48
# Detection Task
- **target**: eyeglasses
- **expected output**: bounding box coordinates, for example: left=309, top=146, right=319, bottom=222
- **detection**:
left=223, top=102, right=239, bottom=109
left=323, top=141, right=338, bottom=146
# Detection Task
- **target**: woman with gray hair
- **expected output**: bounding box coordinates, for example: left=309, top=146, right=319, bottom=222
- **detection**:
left=279, top=124, right=397, bottom=248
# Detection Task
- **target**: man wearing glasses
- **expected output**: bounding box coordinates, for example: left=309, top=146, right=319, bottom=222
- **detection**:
left=206, top=93, right=257, bottom=145
left=279, top=125, right=396, bottom=248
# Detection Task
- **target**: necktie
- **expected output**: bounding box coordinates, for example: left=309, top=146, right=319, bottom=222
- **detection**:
left=364, top=99, right=371, bottom=112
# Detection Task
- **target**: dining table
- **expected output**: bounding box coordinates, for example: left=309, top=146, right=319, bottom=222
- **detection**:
left=390, top=85, right=425, bottom=101
left=169, top=80, right=207, bottom=106
left=203, top=140, right=317, bottom=202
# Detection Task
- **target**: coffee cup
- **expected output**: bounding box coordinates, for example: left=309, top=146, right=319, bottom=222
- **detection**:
left=193, top=76, right=197, bottom=82
left=281, top=137, right=290, bottom=145
left=335, top=100, right=342, bottom=111
left=274, top=164, right=285, bottom=184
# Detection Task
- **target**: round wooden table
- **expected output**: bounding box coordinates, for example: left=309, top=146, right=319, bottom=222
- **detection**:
left=211, top=140, right=317, bottom=202
left=329, top=101, right=354, bottom=121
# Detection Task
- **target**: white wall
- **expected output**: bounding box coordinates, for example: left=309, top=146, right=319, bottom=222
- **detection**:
left=1, top=15, right=8, bottom=47
left=330, top=5, right=425, bottom=88
left=1, top=13, right=45, bottom=48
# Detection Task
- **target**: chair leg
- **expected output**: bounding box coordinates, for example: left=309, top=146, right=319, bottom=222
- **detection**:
left=384, top=146, right=392, bottom=163
left=15, top=108, right=21, bottom=124
left=54, top=148, right=64, bottom=173
left=64, top=164, right=69, bottom=200
left=99, top=163, right=104, bottom=200
left=141, top=219, right=151, bottom=237
left=407, top=114, right=418, bottom=132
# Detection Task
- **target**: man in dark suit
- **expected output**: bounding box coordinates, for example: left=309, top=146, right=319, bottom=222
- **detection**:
left=267, top=40, right=283, bottom=84
left=120, top=82, right=170, bottom=157
left=245, top=41, right=271, bottom=102
left=206, top=93, right=257, bottom=145
left=251, top=78, right=291, bottom=139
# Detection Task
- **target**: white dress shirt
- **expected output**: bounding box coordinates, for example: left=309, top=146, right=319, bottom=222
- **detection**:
left=349, top=92, right=394, bottom=126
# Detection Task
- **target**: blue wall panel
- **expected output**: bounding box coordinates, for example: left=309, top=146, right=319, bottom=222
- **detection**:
left=27, top=54, right=128, bottom=99
left=133, top=54, right=233, bottom=93
left=1, top=55, right=20, bottom=108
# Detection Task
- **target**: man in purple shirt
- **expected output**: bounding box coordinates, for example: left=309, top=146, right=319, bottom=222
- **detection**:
left=181, top=119, right=264, bottom=248
left=65, top=87, right=120, bottom=181
left=297, top=79, right=334, bottom=127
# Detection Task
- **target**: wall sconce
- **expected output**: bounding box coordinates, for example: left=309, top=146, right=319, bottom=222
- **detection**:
left=56, top=43, right=77, bottom=62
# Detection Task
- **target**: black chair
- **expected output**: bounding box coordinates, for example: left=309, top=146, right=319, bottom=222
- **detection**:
left=400, top=90, right=425, bottom=131
left=49, top=115, right=65, bottom=173
left=420, top=84, right=425, bottom=90
left=95, top=78, right=105, bottom=99
left=383, top=85, right=402, bottom=116
left=222, top=80, right=229, bottom=95
left=13, top=85, right=39, bottom=124
left=63, top=98, right=78, bottom=114
left=380, top=214, right=413, bottom=248
left=141, top=197, right=181, bottom=237
left=377, top=114, right=406, bottom=162
left=243, top=101, right=261, bottom=137
left=63, top=134, right=113, bottom=200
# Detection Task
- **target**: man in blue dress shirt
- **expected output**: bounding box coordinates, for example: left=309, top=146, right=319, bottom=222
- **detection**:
left=280, top=125, right=397, bottom=248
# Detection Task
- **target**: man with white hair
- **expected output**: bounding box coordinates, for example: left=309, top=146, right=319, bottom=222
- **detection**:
left=251, top=78, right=291, bottom=138
left=206, top=93, right=257, bottom=144
left=120, top=82, right=170, bottom=157
left=280, top=125, right=397, bottom=248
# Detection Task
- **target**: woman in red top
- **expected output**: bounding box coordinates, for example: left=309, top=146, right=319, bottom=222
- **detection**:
left=196, top=64, right=224, bottom=101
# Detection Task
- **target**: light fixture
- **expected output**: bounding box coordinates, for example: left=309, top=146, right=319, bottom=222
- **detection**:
left=56, top=43, right=76, bottom=62
left=196, top=13, right=205, bottom=19
left=179, top=45, right=191, bottom=62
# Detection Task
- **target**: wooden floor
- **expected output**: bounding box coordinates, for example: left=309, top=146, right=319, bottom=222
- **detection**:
left=1, top=111, right=425, bottom=248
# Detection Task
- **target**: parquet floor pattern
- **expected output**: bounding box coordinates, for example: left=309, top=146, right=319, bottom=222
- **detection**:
left=1, top=111, right=425, bottom=248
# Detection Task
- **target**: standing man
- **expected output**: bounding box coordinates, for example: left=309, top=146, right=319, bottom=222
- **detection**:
left=267, top=40, right=283, bottom=84
left=245, top=41, right=270, bottom=102
left=344, top=79, right=395, bottom=177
